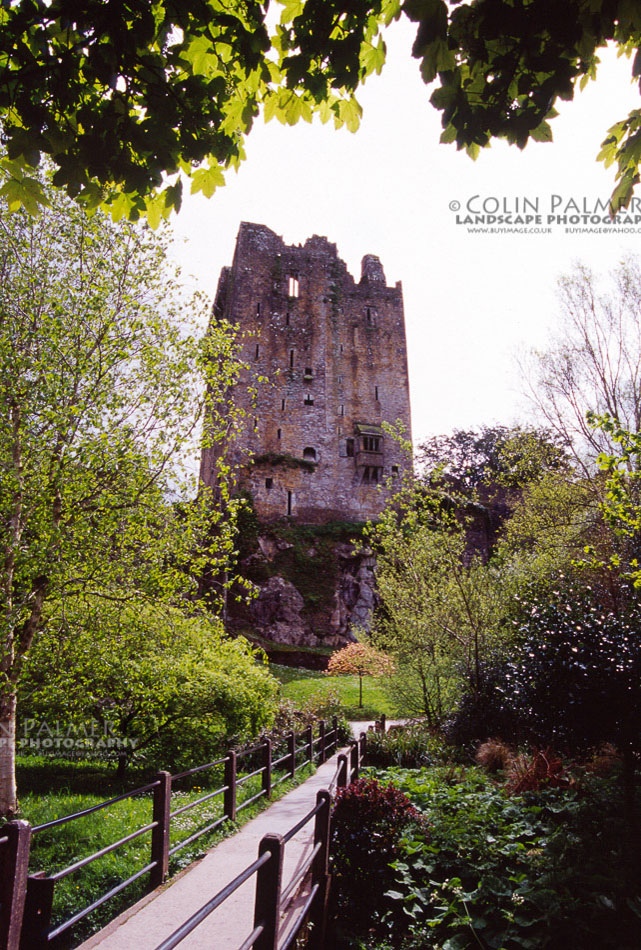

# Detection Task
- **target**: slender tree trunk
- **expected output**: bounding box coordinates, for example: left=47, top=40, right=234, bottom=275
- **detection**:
left=358, top=673, right=363, bottom=708
left=116, top=752, right=128, bottom=779
left=0, top=691, right=17, bottom=816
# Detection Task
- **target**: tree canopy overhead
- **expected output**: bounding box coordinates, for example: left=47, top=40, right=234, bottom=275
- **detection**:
left=3, top=0, right=641, bottom=222
left=417, top=0, right=641, bottom=213
left=0, top=0, right=397, bottom=223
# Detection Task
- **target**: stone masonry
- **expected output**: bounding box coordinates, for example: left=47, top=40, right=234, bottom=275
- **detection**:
left=200, top=222, right=412, bottom=524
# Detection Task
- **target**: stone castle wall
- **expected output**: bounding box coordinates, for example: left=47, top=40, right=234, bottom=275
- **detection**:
left=201, top=222, right=412, bottom=524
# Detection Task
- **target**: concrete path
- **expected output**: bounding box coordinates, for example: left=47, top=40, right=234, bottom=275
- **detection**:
left=80, top=752, right=346, bottom=950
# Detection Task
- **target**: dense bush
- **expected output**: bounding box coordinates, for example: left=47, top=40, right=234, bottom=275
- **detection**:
left=328, top=777, right=428, bottom=947
left=18, top=600, right=280, bottom=773
left=448, top=584, right=641, bottom=793
left=445, top=658, right=529, bottom=749
left=333, top=766, right=641, bottom=950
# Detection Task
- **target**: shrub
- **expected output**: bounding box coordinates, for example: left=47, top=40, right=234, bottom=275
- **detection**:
left=328, top=777, right=427, bottom=946
left=445, top=658, right=528, bottom=749
left=449, top=582, right=641, bottom=804
left=267, top=690, right=352, bottom=746
left=18, top=602, right=280, bottom=774
left=505, top=748, right=570, bottom=794
left=475, top=738, right=513, bottom=773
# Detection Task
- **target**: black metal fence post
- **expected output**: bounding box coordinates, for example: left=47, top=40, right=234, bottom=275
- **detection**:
left=306, top=725, right=313, bottom=766
left=253, top=834, right=283, bottom=950
left=20, top=873, right=54, bottom=950
left=319, top=720, right=326, bottom=764
left=262, top=739, right=272, bottom=799
left=350, top=743, right=359, bottom=782
left=0, top=820, right=31, bottom=950
left=150, top=771, right=171, bottom=889
left=336, top=753, right=348, bottom=789
left=288, top=732, right=296, bottom=779
left=309, top=791, right=331, bottom=950
left=224, top=751, right=237, bottom=823
left=360, top=732, right=367, bottom=767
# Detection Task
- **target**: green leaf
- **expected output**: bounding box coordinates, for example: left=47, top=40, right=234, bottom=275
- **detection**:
left=530, top=121, right=553, bottom=143
left=190, top=164, right=225, bottom=199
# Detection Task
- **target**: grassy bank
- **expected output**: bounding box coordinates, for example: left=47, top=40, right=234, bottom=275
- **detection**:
left=271, top=663, right=398, bottom=719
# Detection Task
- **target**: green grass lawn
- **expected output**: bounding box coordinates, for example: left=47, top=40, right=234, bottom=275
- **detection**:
left=271, top=663, right=399, bottom=719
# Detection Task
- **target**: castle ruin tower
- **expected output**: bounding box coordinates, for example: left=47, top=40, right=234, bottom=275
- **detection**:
left=201, top=222, right=412, bottom=524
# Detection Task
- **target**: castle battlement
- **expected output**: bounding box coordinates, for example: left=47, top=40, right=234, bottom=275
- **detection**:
left=202, top=223, right=412, bottom=524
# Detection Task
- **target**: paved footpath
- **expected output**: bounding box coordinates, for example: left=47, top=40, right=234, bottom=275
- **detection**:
left=80, top=752, right=346, bottom=950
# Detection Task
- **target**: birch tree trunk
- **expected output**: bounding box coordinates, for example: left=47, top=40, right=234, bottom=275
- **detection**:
left=0, top=692, right=17, bottom=815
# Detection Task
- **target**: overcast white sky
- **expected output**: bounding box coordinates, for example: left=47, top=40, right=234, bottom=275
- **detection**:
left=170, top=19, right=641, bottom=448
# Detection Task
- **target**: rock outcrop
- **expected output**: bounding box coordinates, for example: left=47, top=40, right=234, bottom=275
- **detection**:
left=229, top=525, right=378, bottom=649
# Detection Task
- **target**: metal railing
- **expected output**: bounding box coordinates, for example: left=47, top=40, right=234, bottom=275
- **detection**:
left=0, top=715, right=346, bottom=950
left=152, top=730, right=370, bottom=950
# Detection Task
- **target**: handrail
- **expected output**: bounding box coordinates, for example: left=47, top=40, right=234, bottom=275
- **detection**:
left=282, top=799, right=324, bottom=844
left=31, top=779, right=161, bottom=833
left=169, top=784, right=227, bottom=819
left=235, top=743, right=265, bottom=759
left=154, top=851, right=272, bottom=950
left=50, top=821, right=158, bottom=882
left=280, top=841, right=321, bottom=905
left=47, top=860, right=158, bottom=941
left=236, top=789, right=266, bottom=813
left=279, top=883, right=320, bottom=950
left=236, top=765, right=265, bottom=786
left=168, top=815, right=229, bottom=857
left=172, top=756, right=228, bottom=781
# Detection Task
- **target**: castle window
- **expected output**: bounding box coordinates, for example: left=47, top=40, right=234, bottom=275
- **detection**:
left=363, top=436, right=381, bottom=452
left=362, top=466, right=380, bottom=485
left=304, top=367, right=313, bottom=379
left=375, top=385, right=379, bottom=401
left=391, top=465, right=399, bottom=477
left=277, top=428, right=282, bottom=440
left=281, top=398, right=286, bottom=411
left=256, top=302, right=261, bottom=315
left=254, top=417, right=258, bottom=431
left=287, top=490, right=293, bottom=515
left=338, top=375, right=343, bottom=385
left=340, top=404, right=344, bottom=417
left=304, top=394, right=314, bottom=406
left=346, top=438, right=354, bottom=457
left=289, top=349, right=294, bottom=368
left=255, top=344, right=260, bottom=360
left=303, top=447, right=316, bottom=461
left=265, top=477, right=273, bottom=489
left=366, top=306, right=377, bottom=325
left=288, top=276, right=299, bottom=298
left=286, top=312, right=290, bottom=326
